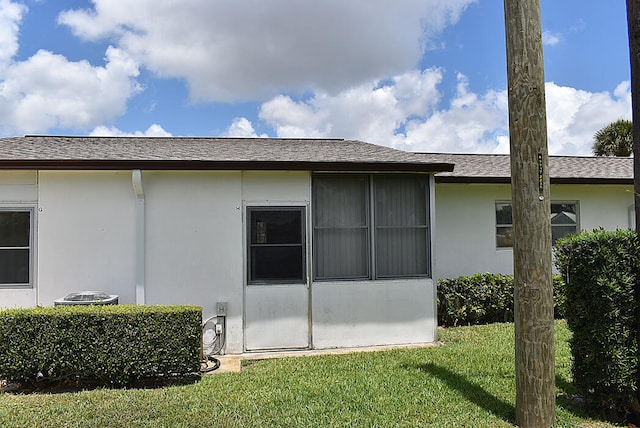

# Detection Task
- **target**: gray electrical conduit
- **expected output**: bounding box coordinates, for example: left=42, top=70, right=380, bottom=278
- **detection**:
left=201, top=315, right=226, bottom=372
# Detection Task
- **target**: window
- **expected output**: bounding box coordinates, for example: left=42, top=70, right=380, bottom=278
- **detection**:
left=0, top=209, right=33, bottom=286
left=374, top=176, right=429, bottom=277
left=496, top=203, right=514, bottom=247
left=495, top=202, right=578, bottom=248
left=247, top=207, right=306, bottom=284
left=313, top=175, right=370, bottom=279
left=550, top=203, right=579, bottom=244
left=313, top=174, right=429, bottom=280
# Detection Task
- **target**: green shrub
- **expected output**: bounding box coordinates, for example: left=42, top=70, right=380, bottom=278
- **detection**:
left=437, top=273, right=566, bottom=327
left=0, top=304, right=202, bottom=387
left=554, top=229, right=640, bottom=412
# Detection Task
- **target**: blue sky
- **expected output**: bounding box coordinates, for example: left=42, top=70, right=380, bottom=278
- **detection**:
left=0, top=0, right=632, bottom=155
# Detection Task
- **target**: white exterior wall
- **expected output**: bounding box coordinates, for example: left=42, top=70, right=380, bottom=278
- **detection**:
left=434, top=183, right=513, bottom=280
left=142, top=171, right=245, bottom=353
left=241, top=171, right=311, bottom=202
left=434, top=182, right=634, bottom=280
left=37, top=171, right=136, bottom=305
left=551, top=185, right=633, bottom=231
left=0, top=171, right=38, bottom=308
left=1, top=169, right=439, bottom=353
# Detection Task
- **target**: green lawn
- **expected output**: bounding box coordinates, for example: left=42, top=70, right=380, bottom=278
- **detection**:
left=0, top=321, right=615, bottom=427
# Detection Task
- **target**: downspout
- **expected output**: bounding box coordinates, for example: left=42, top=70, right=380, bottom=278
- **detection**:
left=429, top=173, right=438, bottom=341
left=132, top=170, right=145, bottom=305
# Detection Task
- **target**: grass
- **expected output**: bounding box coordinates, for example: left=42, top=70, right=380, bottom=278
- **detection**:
left=0, top=321, right=616, bottom=427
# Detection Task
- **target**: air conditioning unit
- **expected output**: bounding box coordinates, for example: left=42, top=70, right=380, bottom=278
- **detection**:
left=54, top=291, right=119, bottom=306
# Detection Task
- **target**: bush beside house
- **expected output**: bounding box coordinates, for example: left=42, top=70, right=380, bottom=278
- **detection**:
left=437, top=273, right=566, bottom=327
left=554, top=229, right=640, bottom=413
left=0, top=305, right=202, bottom=387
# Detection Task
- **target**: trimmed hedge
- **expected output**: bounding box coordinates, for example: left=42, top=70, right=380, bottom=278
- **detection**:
left=0, top=304, right=202, bottom=387
left=554, top=229, right=640, bottom=412
left=437, top=273, right=566, bottom=327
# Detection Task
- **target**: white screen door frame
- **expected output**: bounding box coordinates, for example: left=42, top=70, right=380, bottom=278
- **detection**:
left=243, top=202, right=311, bottom=351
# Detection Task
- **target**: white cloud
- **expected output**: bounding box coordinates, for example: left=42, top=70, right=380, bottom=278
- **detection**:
left=250, top=70, right=631, bottom=156
left=90, top=123, right=172, bottom=137
left=259, top=68, right=444, bottom=147
left=402, top=74, right=508, bottom=153
left=0, top=46, right=141, bottom=134
left=545, top=81, right=631, bottom=155
left=0, top=0, right=25, bottom=71
left=542, top=30, right=560, bottom=46
left=59, top=0, right=477, bottom=102
left=224, top=117, right=268, bottom=138
left=258, top=70, right=508, bottom=153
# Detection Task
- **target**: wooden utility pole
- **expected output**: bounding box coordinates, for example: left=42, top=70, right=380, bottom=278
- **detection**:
left=627, top=0, right=640, bottom=414
left=504, top=1, right=556, bottom=426
left=628, top=0, right=640, bottom=233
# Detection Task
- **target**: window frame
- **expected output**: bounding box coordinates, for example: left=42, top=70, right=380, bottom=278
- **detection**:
left=312, top=174, right=371, bottom=281
left=0, top=206, right=35, bottom=288
left=312, top=173, right=430, bottom=281
left=495, top=200, right=579, bottom=248
left=495, top=202, right=514, bottom=248
left=372, top=175, right=430, bottom=279
left=246, top=205, right=307, bottom=285
left=550, top=201, right=580, bottom=244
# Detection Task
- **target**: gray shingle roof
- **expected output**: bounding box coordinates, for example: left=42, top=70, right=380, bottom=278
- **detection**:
left=0, top=136, right=454, bottom=172
left=417, top=153, right=634, bottom=184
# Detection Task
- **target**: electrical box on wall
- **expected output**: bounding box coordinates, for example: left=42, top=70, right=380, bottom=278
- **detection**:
left=216, top=302, right=228, bottom=317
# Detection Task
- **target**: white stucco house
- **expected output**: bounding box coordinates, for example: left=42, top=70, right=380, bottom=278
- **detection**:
left=0, top=136, right=634, bottom=353
left=0, top=136, right=454, bottom=354
left=422, top=153, right=635, bottom=280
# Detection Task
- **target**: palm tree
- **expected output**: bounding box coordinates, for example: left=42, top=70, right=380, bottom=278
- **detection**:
left=592, top=119, right=633, bottom=156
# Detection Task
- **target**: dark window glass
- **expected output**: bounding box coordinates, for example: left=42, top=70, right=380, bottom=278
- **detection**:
left=312, top=175, right=370, bottom=280
left=496, top=202, right=578, bottom=247
left=0, top=210, right=31, bottom=285
left=495, top=203, right=513, bottom=226
left=0, top=212, right=30, bottom=247
left=496, top=226, right=514, bottom=248
left=250, top=210, right=302, bottom=245
left=0, top=249, right=29, bottom=284
left=250, top=247, right=304, bottom=281
left=375, top=227, right=428, bottom=277
left=313, top=174, right=430, bottom=280
left=248, top=208, right=305, bottom=284
left=374, top=175, right=428, bottom=277
left=551, top=203, right=578, bottom=244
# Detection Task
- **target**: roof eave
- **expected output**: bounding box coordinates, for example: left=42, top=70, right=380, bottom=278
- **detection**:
left=435, top=176, right=634, bottom=185
left=435, top=176, right=510, bottom=184
left=550, top=177, right=634, bottom=185
left=0, top=159, right=455, bottom=173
